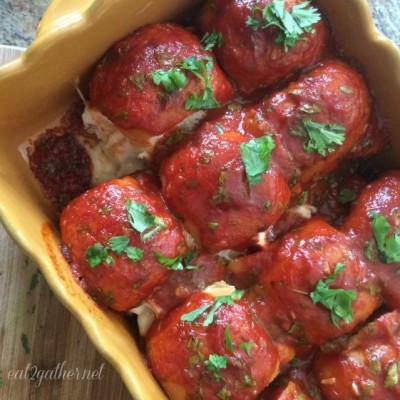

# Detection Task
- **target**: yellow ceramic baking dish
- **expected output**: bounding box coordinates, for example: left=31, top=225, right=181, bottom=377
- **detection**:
left=0, top=0, right=399, bottom=398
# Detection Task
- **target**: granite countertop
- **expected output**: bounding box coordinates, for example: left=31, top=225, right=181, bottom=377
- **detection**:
left=0, top=0, right=400, bottom=48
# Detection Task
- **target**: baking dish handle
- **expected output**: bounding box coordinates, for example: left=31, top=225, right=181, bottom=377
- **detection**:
left=36, top=0, right=99, bottom=38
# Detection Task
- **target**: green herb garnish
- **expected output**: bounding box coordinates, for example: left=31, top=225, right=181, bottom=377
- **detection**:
left=239, top=342, right=255, bottom=356
left=154, top=251, right=184, bottom=270
left=181, top=55, right=219, bottom=110
left=181, top=290, right=245, bottom=326
left=85, top=243, right=113, bottom=268
left=239, top=134, right=275, bottom=185
left=292, top=119, right=345, bottom=157
left=151, top=68, right=187, bottom=92
left=204, top=354, right=228, bottom=380
left=370, top=212, right=400, bottom=263
left=224, top=325, right=234, bottom=352
left=310, top=263, right=357, bottom=327
left=125, top=199, right=165, bottom=241
left=246, top=0, right=321, bottom=51
left=201, top=31, right=224, bottom=51
left=339, top=188, right=356, bottom=204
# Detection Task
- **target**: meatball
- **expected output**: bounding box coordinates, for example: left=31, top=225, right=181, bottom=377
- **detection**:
left=60, top=174, right=186, bottom=311
left=314, top=310, right=400, bottom=399
left=160, top=119, right=291, bottom=253
left=258, top=218, right=381, bottom=345
left=342, top=171, right=400, bottom=310
left=147, top=253, right=227, bottom=318
left=147, top=286, right=280, bottom=400
left=198, top=0, right=329, bottom=96
left=255, top=60, right=372, bottom=183
left=89, top=23, right=234, bottom=137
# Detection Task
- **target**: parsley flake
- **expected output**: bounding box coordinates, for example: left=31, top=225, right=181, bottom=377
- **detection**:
left=239, top=342, right=255, bottom=356
left=125, top=199, right=165, bottom=241
left=108, top=235, right=130, bottom=255
left=240, top=134, right=275, bottom=185
left=181, top=55, right=219, bottom=110
left=181, top=290, right=245, bottom=326
left=85, top=243, right=113, bottom=268
left=204, top=354, right=228, bottom=380
left=339, top=188, right=356, bottom=204
left=292, top=119, right=345, bottom=157
left=246, top=0, right=321, bottom=51
left=151, top=67, right=187, bottom=92
left=124, top=246, right=144, bottom=262
left=201, top=31, right=224, bottom=51
left=310, top=263, right=357, bottom=327
left=370, top=212, right=400, bottom=263
left=224, top=325, right=234, bottom=352
left=154, top=251, right=184, bottom=270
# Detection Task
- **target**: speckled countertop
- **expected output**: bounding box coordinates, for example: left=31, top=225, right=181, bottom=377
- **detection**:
left=0, top=0, right=50, bottom=47
left=0, top=0, right=399, bottom=48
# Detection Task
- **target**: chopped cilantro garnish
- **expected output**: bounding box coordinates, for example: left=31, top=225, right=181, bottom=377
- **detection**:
left=239, top=341, right=255, bottom=356
left=339, top=188, right=356, bottom=204
left=224, top=325, right=234, bottom=352
left=124, top=246, right=144, bottom=262
left=154, top=250, right=199, bottom=270
left=85, top=243, right=113, bottom=268
left=292, top=119, right=345, bottom=157
left=181, top=303, right=213, bottom=323
left=246, top=0, right=321, bottom=51
left=181, top=290, right=245, bottom=326
left=240, top=134, right=275, bottom=185
left=108, top=235, right=130, bottom=255
left=181, top=55, right=219, bottom=110
left=204, top=354, right=228, bottom=380
left=310, top=263, right=357, bottom=327
left=370, top=212, right=400, bottom=263
left=384, top=361, right=399, bottom=388
left=154, top=251, right=184, bottom=270
left=201, top=31, right=224, bottom=51
left=125, top=199, right=165, bottom=240
left=151, top=67, right=187, bottom=92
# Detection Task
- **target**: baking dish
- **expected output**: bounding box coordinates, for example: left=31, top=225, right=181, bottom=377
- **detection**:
left=0, top=0, right=399, bottom=398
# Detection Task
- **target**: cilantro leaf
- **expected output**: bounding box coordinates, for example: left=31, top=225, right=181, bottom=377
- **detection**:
left=310, top=263, right=357, bottom=327
left=339, top=188, right=356, bottom=204
left=180, top=290, right=245, bottom=326
left=108, top=235, right=130, bottom=255
left=85, top=243, right=113, bottom=268
left=292, top=119, right=345, bottom=157
left=204, top=354, right=228, bottom=380
left=154, top=251, right=184, bottom=270
left=181, top=303, right=213, bottom=323
left=224, top=325, right=234, bottom=352
left=239, top=342, right=255, bottom=356
left=201, top=31, right=224, bottom=51
left=370, top=212, right=400, bottom=263
left=247, top=0, right=321, bottom=51
left=181, top=55, right=219, bottom=110
left=125, top=199, right=165, bottom=241
left=151, top=67, right=187, bottom=92
left=125, top=246, right=144, bottom=262
left=239, top=134, right=275, bottom=185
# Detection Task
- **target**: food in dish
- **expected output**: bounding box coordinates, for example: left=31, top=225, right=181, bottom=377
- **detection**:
left=24, top=0, right=399, bottom=398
